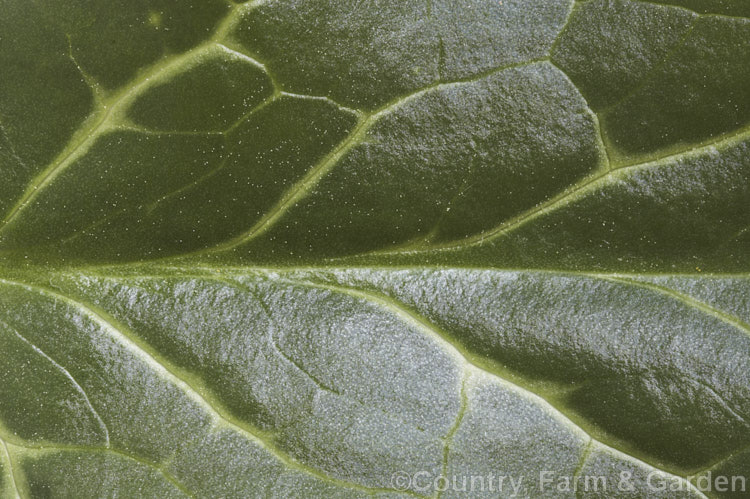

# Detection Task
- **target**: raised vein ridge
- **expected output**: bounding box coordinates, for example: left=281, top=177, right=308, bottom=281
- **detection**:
left=0, top=278, right=407, bottom=496
left=275, top=274, right=699, bottom=483
left=193, top=58, right=551, bottom=255
left=0, top=438, right=21, bottom=499
left=0, top=436, right=193, bottom=498
left=408, top=122, right=750, bottom=253
left=0, top=319, right=110, bottom=448
left=0, top=0, right=264, bottom=239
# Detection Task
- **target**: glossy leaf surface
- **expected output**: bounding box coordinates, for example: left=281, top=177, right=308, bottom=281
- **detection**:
left=0, top=0, right=748, bottom=497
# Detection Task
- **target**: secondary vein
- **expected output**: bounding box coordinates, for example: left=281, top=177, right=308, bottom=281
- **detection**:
left=0, top=319, right=110, bottom=447
left=402, top=123, right=750, bottom=253
left=274, top=274, right=698, bottom=483
left=0, top=1, right=260, bottom=239
left=0, top=436, right=193, bottom=499
left=1, top=438, right=22, bottom=499
left=193, top=58, right=550, bottom=255
left=0, top=278, right=411, bottom=496
left=601, top=276, right=750, bottom=340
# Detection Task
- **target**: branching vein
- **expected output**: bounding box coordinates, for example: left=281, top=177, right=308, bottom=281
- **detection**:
left=197, top=58, right=550, bottom=254
left=0, top=436, right=193, bottom=498
left=274, top=275, right=697, bottom=484
left=436, top=375, right=467, bottom=499
left=410, top=123, right=750, bottom=253
left=0, top=278, right=414, bottom=496
left=0, top=319, right=110, bottom=447
left=602, top=276, right=750, bottom=340
left=0, top=0, right=266, bottom=239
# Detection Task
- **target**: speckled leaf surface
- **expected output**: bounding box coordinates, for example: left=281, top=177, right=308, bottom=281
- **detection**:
left=0, top=0, right=748, bottom=497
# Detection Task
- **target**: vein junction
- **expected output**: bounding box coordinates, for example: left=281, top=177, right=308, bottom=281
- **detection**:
left=1, top=0, right=747, bottom=257
left=0, top=0, right=747, bottom=494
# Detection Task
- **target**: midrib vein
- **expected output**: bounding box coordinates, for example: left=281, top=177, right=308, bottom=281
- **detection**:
left=41, top=266, right=750, bottom=483
left=0, top=278, right=412, bottom=496
left=99, top=264, right=750, bottom=280
left=83, top=265, right=750, bottom=331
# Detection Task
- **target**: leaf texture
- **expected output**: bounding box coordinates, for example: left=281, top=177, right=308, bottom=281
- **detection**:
left=0, top=0, right=749, bottom=497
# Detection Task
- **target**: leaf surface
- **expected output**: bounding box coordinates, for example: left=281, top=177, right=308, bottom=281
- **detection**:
left=0, top=0, right=749, bottom=497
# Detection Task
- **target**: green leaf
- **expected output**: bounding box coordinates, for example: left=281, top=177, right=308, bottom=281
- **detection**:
left=0, top=0, right=748, bottom=497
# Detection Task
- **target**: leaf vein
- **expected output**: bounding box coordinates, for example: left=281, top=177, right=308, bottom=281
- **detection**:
left=0, top=438, right=22, bottom=499
left=196, top=58, right=551, bottom=254
left=602, top=276, right=750, bottom=340
left=0, top=437, right=193, bottom=498
left=412, top=123, right=750, bottom=253
left=435, top=375, right=467, bottom=499
left=0, top=319, right=110, bottom=448
left=630, top=0, right=750, bottom=21
left=277, top=275, right=697, bottom=483
left=0, top=0, right=265, bottom=239
left=0, top=278, right=411, bottom=496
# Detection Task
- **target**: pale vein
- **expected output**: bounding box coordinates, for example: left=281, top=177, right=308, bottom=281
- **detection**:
left=0, top=439, right=21, bottom=499
left=418, top=123, right=750, bottom=252
left=0, top=1, right=264, bottom=237
left=199, top=57, right=551, bottom=254
left=0, top=278, right=413, bottom=496
left=0, top=319, right=110, bottom=447
left=275, top=275, right=697, bottom=484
